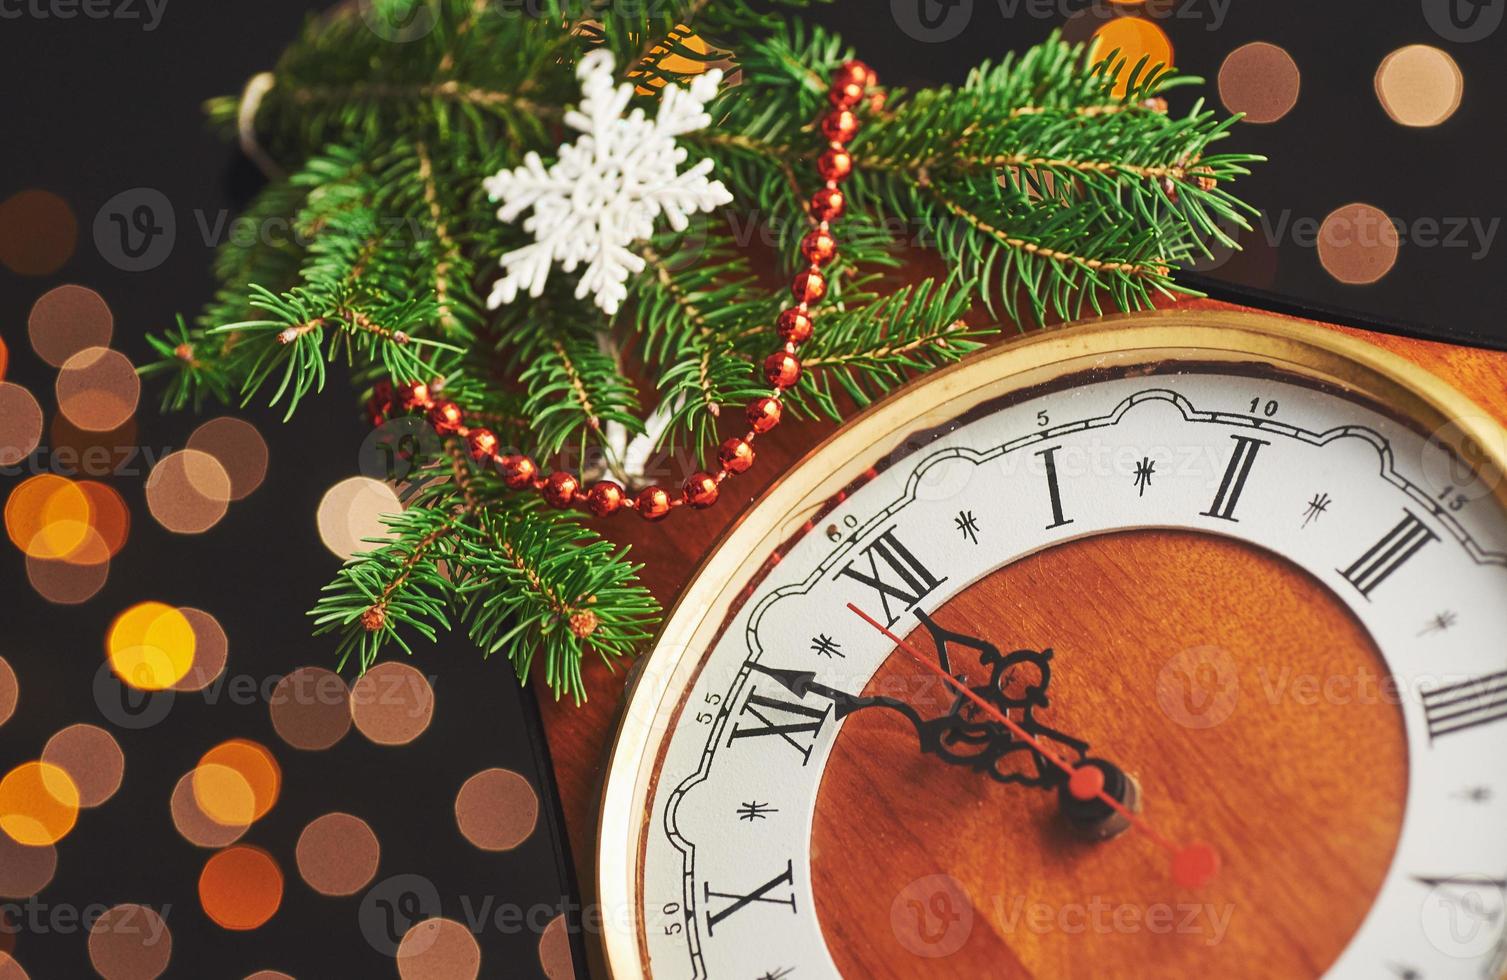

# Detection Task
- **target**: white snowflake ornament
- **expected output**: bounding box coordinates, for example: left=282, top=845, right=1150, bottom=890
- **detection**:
left=484, top=49, right=734, bottom=316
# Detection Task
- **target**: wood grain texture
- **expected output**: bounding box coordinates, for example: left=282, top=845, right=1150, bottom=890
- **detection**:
left=535, top=298, right=1507, bottom=973
left=813, top=529, right=1405, bottom=978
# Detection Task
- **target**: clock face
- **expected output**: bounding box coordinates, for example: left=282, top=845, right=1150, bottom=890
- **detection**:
left=598, top=313, right=1507, bottom=980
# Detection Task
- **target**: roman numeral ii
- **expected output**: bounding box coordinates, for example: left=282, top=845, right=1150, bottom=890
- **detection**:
left=1202, top=434, right=1269, bottom=522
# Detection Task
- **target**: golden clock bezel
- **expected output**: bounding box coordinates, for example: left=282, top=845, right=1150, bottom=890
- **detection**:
left=595, top=308, right=1507, bottom=979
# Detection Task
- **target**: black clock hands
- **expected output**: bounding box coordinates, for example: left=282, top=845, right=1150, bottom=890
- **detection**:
left=749, top=609, right=1091, bottom=791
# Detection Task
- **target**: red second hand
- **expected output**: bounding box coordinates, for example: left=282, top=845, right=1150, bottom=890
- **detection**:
left=845, top=602, right=1219, bottom=889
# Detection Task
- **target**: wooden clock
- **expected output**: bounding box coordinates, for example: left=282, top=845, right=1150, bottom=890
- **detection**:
left=538, top=303, right=1507, bottom=979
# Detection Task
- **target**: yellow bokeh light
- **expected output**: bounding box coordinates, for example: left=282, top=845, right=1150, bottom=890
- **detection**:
left=1091, top=16, right=1173, bottom=97
left=107, top=602, right=196, bottom=691
left=4, top=475, right=93, bottom=560
left=191, top=763, right=258, bottom=828
left=0, top=761, right=80, bottom=846
left=196, top=740, right=281, bottom=825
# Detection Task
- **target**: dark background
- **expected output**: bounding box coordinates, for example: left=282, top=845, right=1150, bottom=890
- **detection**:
left=0, top=1, right=1502, bottom=977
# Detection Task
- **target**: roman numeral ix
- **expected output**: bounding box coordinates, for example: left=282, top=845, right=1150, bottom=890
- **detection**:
left=1421, top=670, right=1507, bottom=742
left=1338, top=509, right=1438, bottom=599
left=837, top=526, right=945, bottom=627
left=1201, top=434, right=1269, bottom=522
left=704, top=860, right=797, bottom=935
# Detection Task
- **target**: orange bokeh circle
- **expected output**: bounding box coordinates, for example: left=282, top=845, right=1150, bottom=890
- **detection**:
left=199, top=846, right=283, bottom=931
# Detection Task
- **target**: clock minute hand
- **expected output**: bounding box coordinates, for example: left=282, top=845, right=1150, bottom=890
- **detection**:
left=844, top=602, right=1221, bottom=889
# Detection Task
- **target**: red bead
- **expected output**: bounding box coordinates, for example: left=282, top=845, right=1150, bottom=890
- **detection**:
left=718, top=437, right=755, bottom=474
left=466, top=427, right=498, bottom=460
left=800, top=230, right=838, bottom=267
left=833, top=60, right=875, bottom=91
left=500, top=455, right=538, bottom=490
left=809, top=188, right=845, bottom=222
left=764, top=352, right=802, bottom=389
left=635, top=486, right=673, bottom=521
left=776, top=308, right=814, bottom=344
left=428, top=399, right=465, bottom=435
left=543, top=471, right=579, bottom=508
left=817, top=148, right=852, bottom=182
left=586, top=481, right=626, bottom=517
left=395, top=380, right=431, bottom=412
left=828, top=80, right=864, bottom=110
left=683, top=472, right=719, bottom=508
left=867, top=89, right=887, bottom=114
left=821, top=110, right=859, bottom=143
left=792, top=269, right=827, bottom=304
left=746, top=397, right=782, bottom=434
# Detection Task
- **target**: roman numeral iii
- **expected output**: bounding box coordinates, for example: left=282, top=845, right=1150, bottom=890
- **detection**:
left=1420, top=670, right=1507, bottom=742
left=1202, top=434, right=1269, bottom=522
left=837, top=526, right=945, bottom=627
left=1337, top=509, right=1438, bottom=598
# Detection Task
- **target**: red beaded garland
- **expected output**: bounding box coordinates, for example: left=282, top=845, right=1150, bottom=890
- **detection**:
left=683, top=472, right=719, bottom=508
left=776, top=308, right=814, bottom=343
left=809, top=187, right=845, bottom=222
left=746, top=397, right=782, bottom=434
left=791, top=269, right=827, bottom=303
left=500, top=455, right=538, bottom=490
left=718, top=437, right=755, bottom=474
left=428, top=400, right=465, bottom=435
left=364, top=62, right=880, bottom=524
left=466, top=427, right=499, bottom=460
left=817, top=148, right=852, bottom=182
left=586, top=480, right=626, bottom=517
left=800, top=230, right=838, bottom=267
left=821, top=110, right=859, bottom=143
left=636, top=486, right=673, bottom=521
left=764, top=352, right=802, bottom=389
left=543, top=471, right=579, bottom=508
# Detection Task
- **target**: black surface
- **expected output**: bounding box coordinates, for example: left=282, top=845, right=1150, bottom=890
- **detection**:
left=0, top=2, right=587, bottom=977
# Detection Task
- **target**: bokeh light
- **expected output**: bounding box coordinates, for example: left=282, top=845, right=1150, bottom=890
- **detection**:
left=87, top=904, right=172, bottom=980
left=1090, top=16, right=1172, bottom=96
left=56, top=347, right=139, bottom=432
left=5, top=474, right=92, bottom=560
left=195, top=740, right=280, bottom=825
left=27, top=285, right=114, bottom=368
left=41, top=724, right=124, bottom=808
left=1318, top=202, right=1400, bottom=285
left=49, top=413, right=137, bottom=479
left=538, top=914, right=575, bottom=980
left=26, top=542, right=110, bottom=605
left=0, top=762, right=80, bottom=846
left=145, top=449, right=231, bottom=534
left=170, top=771, right=247, bottom=849
left=74, top=482, right=130, bottom=560
left=269, top=667, right=351, bottom=751
left=1218, top=41, right=1300, bottom=124
left=1375, top=44, right=1462, bottom=128
left=186, top=417, right=269, bottom=501
left=169, top=608, right=228, bottom=693
left=0, top=659, right=14, bottom=727
left=0, top=833, right=56, bottom=900
left=316, top=476, right=402, bottom=559
left=0, top=384, right=43, bottom=468
left=296, top=812, right=380, bottom=897
left=199, top=846, right=283, bottom=931
left=107, top=602, right=197, bottom=691
left=0, top=189, right=77, bottom=276
left=350, top=661, right=435, bottom=746
left=396, top=918, right=482, bottom=980
left=455, top=768, right=539, bottom=852
left=0, top=950, right=27, bottom=979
